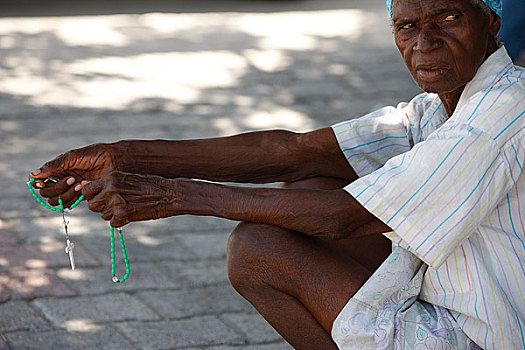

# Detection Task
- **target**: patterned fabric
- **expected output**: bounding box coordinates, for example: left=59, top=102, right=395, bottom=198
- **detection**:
left=332, top=246, right=481, bottom=349
left=332, top=46, right=525, bottom=349
left=385, top=0, right=502, bottom=18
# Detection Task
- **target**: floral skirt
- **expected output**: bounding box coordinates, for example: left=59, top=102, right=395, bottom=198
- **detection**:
left=331, top=246, right=481, bottom=349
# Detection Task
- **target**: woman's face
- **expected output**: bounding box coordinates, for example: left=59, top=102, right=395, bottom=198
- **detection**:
left=392, top=0, right=501, bottom=95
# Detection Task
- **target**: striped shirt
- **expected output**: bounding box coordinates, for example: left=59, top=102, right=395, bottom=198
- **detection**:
left=332, top=46, right=525, bottom=349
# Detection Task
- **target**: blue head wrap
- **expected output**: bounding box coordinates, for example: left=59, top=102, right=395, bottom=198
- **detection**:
left=386, top=0, right=502, bottom=18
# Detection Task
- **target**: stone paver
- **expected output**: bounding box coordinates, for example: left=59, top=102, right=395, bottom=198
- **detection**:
left=32, top=293, right=160, bottom=327
left=0, top=268, right=76, bottom=302
left=157, top=260, right=229, bottom=288
left=0, top=0, right=421, bottom=348
left=220, top=313, right=283, bottom=344
left=5, top=327, right=134, bottom=350
left=0, top=301, right=52, bottom=333
left=0, top=337, right=9, bottom=350
left=136, top=285, right=252, bottom=319
left=57, top=262, right=177, bottom=295
left=174, top=232, right=230, bottom=259
left=0, top=225, right=17, bottom=245
left=0, top=239, right=99, bottom=270
left=0, top=197, right=58, bottom=220
left=116, top=316, right=244, bottom=350
left=3, top=214, right=108, bottom=244
left=76, top=227, right=197, bottom=264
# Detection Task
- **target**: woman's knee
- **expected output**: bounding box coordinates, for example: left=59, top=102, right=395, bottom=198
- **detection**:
left=226, top=222, right=289, bottom=293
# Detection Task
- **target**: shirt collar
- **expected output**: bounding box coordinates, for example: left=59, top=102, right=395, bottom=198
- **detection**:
left=458, top=46, right=514, bottom=106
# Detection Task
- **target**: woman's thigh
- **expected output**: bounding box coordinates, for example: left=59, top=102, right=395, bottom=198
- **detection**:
left=228, top=222, right=374, bottom=333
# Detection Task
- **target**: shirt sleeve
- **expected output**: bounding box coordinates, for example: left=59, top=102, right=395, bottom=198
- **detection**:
left=331, top=93, right=432, bottom=177
left=345, top=122, right=519, bottom=268
left=331, top=105, right=412, bottom=177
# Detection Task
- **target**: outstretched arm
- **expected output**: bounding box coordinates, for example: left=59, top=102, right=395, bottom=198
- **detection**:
left=82, top=172, right=390, bottom=239
left=30, top=127, right=357, bottom=207
left=110, top=127, right=356, bottom=183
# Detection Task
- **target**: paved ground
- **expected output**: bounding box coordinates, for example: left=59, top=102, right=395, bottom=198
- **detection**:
left=0, top=1, right=421, bottom=349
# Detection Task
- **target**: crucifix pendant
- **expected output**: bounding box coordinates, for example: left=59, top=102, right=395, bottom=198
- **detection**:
left=65, top=239, right=75, bottom=270
left=62, top=208, right=75, bottom=270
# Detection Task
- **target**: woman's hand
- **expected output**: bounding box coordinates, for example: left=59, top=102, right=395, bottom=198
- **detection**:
left=81, top=171, right=181, bottom=227
left=29, top=143, right=122, bottom=208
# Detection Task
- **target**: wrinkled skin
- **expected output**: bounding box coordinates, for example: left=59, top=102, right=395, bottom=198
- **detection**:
left=81, top=172, right=180, bottom=228
left=392, top=0, right=500, bottom=114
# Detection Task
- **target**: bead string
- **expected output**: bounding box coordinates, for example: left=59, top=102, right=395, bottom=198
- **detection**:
left=27, top=178, right=130, bottom=283
left=110, top=226, right=130, bottom=283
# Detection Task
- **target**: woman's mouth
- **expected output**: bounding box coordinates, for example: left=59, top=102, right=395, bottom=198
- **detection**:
left=416, top=66, right=449, bottom=81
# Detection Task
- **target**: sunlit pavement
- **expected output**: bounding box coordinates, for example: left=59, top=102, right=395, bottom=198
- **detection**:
left=0, top=1, right=420, bottom=349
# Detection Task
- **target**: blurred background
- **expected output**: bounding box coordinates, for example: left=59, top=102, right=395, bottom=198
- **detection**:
left=0, top=1, right=420, bottom=349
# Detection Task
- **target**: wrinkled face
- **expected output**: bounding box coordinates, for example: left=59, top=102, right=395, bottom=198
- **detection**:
left=392, top=0, right=500, bottom=95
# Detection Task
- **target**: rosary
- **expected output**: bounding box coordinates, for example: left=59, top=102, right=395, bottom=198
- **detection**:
left=27, top=177, right=130, bottom=283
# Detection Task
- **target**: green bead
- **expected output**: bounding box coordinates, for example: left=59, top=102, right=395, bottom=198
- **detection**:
left=70, top=196, right=84, bottom=209
left=108, top=224, right=130, bottom=283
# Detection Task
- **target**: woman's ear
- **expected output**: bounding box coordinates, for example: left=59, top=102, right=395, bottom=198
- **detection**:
left=488, top=13, right=501, bottom=39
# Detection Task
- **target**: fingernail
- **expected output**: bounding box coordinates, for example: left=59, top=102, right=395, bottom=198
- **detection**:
left=31, top=169, right=41, bottom=176
left=36, top=182, right=44, bottom=188
left=67, top=177, right=75, bottom=185
left=74, top=184, right=82, bottom=192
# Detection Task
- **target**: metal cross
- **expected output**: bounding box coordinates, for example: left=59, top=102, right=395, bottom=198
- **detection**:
left=61, top=208, right=75, bottom=270
left=65, top=239, right=75, bottom=270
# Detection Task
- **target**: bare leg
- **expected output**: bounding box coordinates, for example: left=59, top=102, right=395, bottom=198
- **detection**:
left=227, top=177, right=392, bottom=349
left=227, top=223, right=371, bottom=349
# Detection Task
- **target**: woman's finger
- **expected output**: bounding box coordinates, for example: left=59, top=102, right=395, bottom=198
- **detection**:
left=60, top=183, right=84, bottom=208
left=30, top=152, right=71, bottom=181
left=110, top=205, right=131, bottom=228
left=99, top=193, right=125, bottom=221
left=47, top=195, right=60, bottom=207
left=98, top=194, right=118, bottom=221
left=110, top=200, right=160, bottom=228
left=30, top=179, right=46, bottom=190
left=39, top=177, right=76, bottom=198
left=87, top=194, right=107, bottom=214
left=82, top=178, right=105, bottom=201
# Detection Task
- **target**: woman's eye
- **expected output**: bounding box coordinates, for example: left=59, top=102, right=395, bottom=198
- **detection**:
left=401, top=23, right=414, bottom=30
left=444, top=14, right=458, bottom=21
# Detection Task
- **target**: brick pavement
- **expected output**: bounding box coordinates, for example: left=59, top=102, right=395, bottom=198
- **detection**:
left=0, top=0, right=420, bottom=348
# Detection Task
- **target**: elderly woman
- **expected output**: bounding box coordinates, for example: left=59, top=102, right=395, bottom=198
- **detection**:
left=31, top=0, right=524, bottom=348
